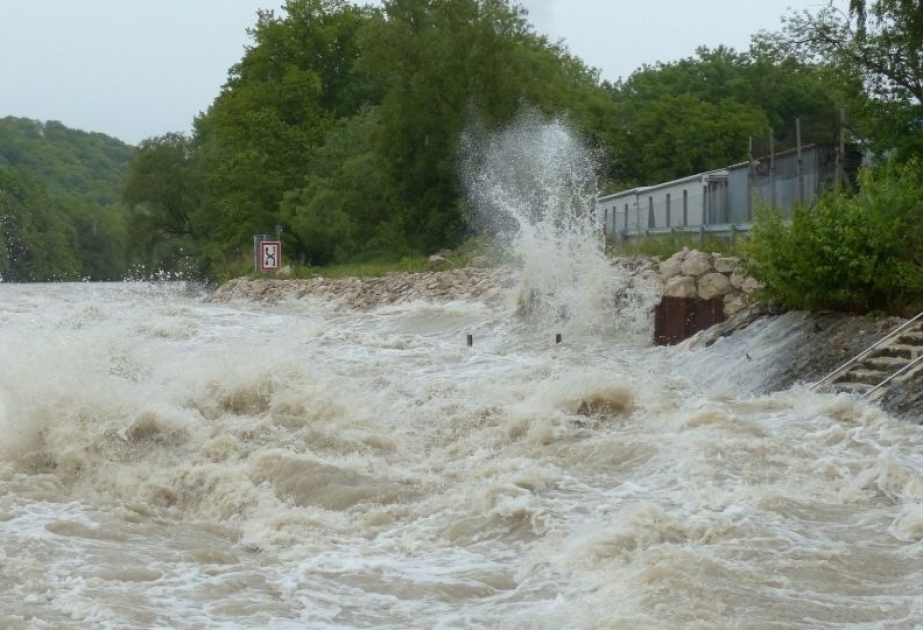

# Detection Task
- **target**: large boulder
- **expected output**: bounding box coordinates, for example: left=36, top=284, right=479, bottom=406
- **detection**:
left=664, top=275, right=698, bottom=298
left=714, top=256, right=740, bottom=274
left=658, top=253, right=685, bottom=279
left=697, top=272, right=732, bottom=300
left=723, top=293, right=749, bottom=316
left=681, top=249, right=713, bottom=276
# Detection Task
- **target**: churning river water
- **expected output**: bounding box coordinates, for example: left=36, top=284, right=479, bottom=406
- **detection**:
left=5, top=116, right=923, bottom=629
left=2, top=279, right=923, bottom=630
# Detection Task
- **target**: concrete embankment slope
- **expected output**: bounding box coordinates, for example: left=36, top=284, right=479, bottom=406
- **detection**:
left=687, top=307, right=923, bottom=423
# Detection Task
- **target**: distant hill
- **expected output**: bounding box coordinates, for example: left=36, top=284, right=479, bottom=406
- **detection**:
left=0, top=116, right=135, bottom=205
left=0, top=117, right=137, bottom=281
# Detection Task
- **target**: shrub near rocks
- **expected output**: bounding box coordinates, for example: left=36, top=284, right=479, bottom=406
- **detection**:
left=744, top=159, right=923, bottom=315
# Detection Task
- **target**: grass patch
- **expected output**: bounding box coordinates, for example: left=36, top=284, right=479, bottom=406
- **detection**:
left=607, top=232, right=745, bottom=259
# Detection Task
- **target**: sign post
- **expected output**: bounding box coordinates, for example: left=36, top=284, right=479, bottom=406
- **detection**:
left=254, top=234, right=282, bottom=272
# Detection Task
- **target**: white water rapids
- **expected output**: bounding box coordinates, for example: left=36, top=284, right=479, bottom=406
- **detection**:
left=3, top=117, right=923, bottom=629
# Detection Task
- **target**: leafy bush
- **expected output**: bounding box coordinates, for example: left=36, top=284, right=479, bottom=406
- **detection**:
left=743, top=159, right=923, bottom=314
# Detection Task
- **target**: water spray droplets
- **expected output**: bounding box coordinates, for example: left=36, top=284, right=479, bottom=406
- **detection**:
left=462, top=111, right=630, bottom=336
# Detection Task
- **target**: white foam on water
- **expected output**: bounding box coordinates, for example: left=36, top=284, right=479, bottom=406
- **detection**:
left=4, top=281, right=923, bottom=629
left=3, top=119, right=923, bottom=627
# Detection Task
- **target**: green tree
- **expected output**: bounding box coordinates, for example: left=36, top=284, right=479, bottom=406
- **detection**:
left=279, top=106, right=396, bottom=265
left=191, top=0, right=374, bottom=270
left=358, top=0, right=618, bottom=253
left=124, top=133, right=198, bottom=239
left=123, top=132, right=202, bottom=275
left=782, top=0, right=923, bottom=158
left=627, top=94, right=768, bottom=184
left=110, top=0, right=659, bottom=276
left=0, top=117, right=134, bottom=204
left=180, top=0, right=621, bottom=271
left=608, top=45, right=842, bottom=187
left=0, top=116, right=134, bottom=280
left=65, top=198, right=128, bottom=280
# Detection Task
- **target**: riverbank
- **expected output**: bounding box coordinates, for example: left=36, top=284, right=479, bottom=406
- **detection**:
left=208, top=258, right=923, bottom=424
left=208, top=264, right=517, bottom=310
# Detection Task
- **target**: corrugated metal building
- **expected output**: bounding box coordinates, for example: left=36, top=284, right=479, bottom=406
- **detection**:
left=597, top=145, right=839, bottom=241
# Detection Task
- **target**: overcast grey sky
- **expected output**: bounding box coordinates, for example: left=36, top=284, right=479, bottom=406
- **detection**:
left=0, top=1, right=841, bottom=145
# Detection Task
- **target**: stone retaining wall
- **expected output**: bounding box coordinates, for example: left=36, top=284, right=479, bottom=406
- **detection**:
left=623, top=247, right=760, bottom=317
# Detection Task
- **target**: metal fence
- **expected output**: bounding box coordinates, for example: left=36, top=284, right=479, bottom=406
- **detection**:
left=597, top=144, right=842, bottom=244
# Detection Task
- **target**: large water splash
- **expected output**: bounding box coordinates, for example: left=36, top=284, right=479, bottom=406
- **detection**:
left=461, top=111, right=632, bottom=336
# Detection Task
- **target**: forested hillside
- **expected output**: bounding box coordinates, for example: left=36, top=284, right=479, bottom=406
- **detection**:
left=0, top=117, right=134, bottom=204
left=0, top=116, right=134, bottom=281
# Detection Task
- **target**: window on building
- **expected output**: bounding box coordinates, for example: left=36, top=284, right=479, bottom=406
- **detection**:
left=682, top=189, right=688, bottom=226
left=648, top=196, right=654, bottom=228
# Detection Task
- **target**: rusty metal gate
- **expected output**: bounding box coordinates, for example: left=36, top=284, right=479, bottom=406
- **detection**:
left=653, top=296, right=726, bottom=345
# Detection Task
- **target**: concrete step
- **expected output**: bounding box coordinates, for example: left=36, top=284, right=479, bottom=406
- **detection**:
left=812, top=311, right=923, bottom=398
left=834, top=368, right=891, bottom=386
left=870, top=345, right=915, bottom=360
left=898, top=331, right=923, bottom=345
left=862, top=355, right=912, bottom=372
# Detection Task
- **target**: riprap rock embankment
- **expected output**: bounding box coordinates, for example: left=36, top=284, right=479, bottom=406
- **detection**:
left=208, top=248, right=761, bottom=315
left=208, top=265, right=518, bottom=310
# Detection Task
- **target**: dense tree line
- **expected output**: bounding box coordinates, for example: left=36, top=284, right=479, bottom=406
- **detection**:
left=125, top=0, right=861, bottom=279
left=0, top=117, right=134, bottom=204
left=605, top=43, right=843, bottom=187
left=781, top=0, right=923, bottom=160
left=4, top=0, right=922, bottom=285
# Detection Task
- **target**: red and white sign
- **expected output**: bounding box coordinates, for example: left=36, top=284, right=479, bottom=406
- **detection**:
left=259, top=241, right=282, bottom=271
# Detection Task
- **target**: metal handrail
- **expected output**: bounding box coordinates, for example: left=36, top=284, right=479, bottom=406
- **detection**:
left=810, top=310, right=923, bottom=391
left=862, top=352, right=923, bottom=399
